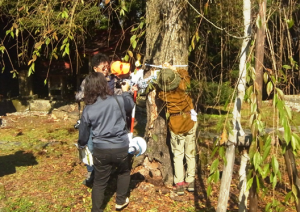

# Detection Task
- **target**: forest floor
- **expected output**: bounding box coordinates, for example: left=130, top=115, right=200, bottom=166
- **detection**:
left=0, top=100, right=299, bottom=212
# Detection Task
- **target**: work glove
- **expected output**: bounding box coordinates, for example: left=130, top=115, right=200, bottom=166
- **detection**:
left=191, top=109, right=197, bottom=122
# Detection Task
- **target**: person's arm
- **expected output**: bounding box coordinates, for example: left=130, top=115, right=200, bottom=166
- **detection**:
left=77, top=111, right=91, bottom=147
left=121, top=82, right=135, bottom=113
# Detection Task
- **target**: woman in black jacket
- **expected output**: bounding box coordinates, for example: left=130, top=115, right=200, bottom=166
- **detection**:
left=77, top=72, right=134, bottom=212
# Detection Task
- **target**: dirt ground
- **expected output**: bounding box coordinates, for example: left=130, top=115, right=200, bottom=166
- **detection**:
left=0, top=108, right=297, bottom=212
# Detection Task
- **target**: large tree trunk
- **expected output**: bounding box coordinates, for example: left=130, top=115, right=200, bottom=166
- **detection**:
left=144, top=0, right=189, bottom=186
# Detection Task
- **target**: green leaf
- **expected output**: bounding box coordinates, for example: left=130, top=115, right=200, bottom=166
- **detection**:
left=213, top=170, right=220, bottom=183
left=218, top=146, right=225, bottom=158
left=0, top=45, right=6, bottom=54
left=271, top=156, right=279, bottom=175
left=123, top=54, right=129, bottom=62
left=253, top=152, right=261, bottom=171
left=60, top=44, right=65, bottom=51
left=272, top=175, right=277, bottom=189
left=152, top=134, right=158, bottom=142
left=286, top=19, right=294, bottom=29
left=262, top=164, right=270, bottom=179
left=265, top=203, right=272, bottom=211
left=246, top=177, right=253, bottom=191
left=207, top=185, right=212, bottom=197
left=130, top=35, right=136, bottom=44
left=139, top=21, right=144, bottom=29
left=44, top=79, right=47, bottom=85
left=262, top=145, right=271, bottom=161
left=284, top=104, right=292, bottom=120
left=291, top=134, right=298, bottom=151
left=285, top=191, right=292, bottom=202
left=276, top=88, right=284, bottom=100
left=210, top=159, right=219, bottom=174
left=256, top=175, right=260, bottom=194
left=266, top=81, right=273, bottom=96
left=132, top=40, right=137, bottom=49
left=65, top=43, right=70, bottom=55
left=283, top=120, right=291, bottom=144
left=282, top=64, right=292, bottom=70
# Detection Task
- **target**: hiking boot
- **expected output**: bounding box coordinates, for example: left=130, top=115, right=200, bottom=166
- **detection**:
left=173, top=182, right=186, bottom=196
left=116, top=197, right=129, bottom=210
left=82, top=171, right=94, bottom=188
left=186, top=181, right=195, bottom=192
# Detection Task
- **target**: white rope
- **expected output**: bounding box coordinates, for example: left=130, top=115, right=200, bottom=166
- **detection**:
left=185, top=0, right=251, bottom=40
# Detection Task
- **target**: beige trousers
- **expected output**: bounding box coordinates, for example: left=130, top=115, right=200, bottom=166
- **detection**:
left=170, top=121, right=197, bottom=184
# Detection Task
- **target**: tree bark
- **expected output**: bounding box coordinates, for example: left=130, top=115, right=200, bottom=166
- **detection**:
left=144, top=0, right=189, bottom=186
left=254, top=0, right=267, bottom=110
left=282, top=142, right=300, bottom=212
left=251, top=0, right=267, bottom=210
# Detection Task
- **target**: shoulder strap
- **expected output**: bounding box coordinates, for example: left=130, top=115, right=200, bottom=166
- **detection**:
left=113, top=96, right=128, bottom=130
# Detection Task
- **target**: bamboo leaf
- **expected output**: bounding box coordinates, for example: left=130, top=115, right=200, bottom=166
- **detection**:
left=282, top=64, right=292, bottom=70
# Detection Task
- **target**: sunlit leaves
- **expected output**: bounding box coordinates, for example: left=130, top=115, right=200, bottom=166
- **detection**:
left=285, top=19, right=294, bottom=29
left=28, top=62, right=35, bottom=76
left=266, top=81, right=273, bottom=96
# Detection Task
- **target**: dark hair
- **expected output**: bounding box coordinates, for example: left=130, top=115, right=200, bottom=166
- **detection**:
left=84, top=72, right=113, bottom=105
left=91, top=53, right=110, bottom=68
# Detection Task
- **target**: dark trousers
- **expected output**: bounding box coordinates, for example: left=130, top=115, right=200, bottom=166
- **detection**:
left=91, top=146, right=130, bottom=212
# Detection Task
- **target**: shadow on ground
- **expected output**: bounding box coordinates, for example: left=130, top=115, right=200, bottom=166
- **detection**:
left=0, top=150, right=38, bottom=177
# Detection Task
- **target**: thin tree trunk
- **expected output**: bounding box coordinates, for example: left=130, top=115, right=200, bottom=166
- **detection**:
left=250, top=1, right=267, bottom=209
left=216, top=0, right=250, bottom=210
left=254, top=0, right=267, bottom=110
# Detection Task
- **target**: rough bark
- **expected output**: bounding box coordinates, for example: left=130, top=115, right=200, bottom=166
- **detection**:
left=144, top=0, right=189, bottom=186
left=254, top=0, right=267, bottom=110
